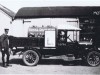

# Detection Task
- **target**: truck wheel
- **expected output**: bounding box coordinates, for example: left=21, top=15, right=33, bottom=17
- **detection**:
left=22, top=50, right=39, bottom=66
left=87, top=51, right=100, bottom=66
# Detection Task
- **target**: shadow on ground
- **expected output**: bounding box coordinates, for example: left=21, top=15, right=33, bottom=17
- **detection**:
left=39, top=59, right=87, bottom=66
left=9, top=58, right=24, bottom=66
left=9, top=58, right=87, bottom=66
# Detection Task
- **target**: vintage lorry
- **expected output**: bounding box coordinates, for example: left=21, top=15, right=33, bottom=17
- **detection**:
left=8, top=25, right=100, bottom=67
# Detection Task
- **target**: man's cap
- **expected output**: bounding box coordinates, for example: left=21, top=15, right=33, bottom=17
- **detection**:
left=4, top=28, right=9, bottom=31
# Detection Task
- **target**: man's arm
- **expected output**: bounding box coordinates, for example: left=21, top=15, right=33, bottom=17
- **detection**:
left=0, top=34, right=4, bottom=43
left=0, top=34, right=4, bottom=52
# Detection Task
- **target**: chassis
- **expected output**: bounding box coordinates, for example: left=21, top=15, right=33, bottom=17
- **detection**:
left=9, top=36, right=100, bottom=67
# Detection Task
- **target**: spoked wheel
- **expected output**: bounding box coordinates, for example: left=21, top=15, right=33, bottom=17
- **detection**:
left=87, top=51, right=100, bottom=66
left=22, top=50, right=39, bottom=66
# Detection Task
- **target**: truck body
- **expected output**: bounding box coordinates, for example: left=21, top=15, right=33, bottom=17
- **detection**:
left=9, top=25, right=100, bottom=66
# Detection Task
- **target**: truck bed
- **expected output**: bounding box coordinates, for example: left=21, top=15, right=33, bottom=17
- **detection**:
left=9, top=36, right=44, bottom=48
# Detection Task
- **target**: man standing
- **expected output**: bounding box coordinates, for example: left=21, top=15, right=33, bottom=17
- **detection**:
left=0, top=28, right=10, bottom=67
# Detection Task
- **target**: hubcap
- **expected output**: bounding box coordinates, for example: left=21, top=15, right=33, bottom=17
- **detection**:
left=25, top=52, right=36, bottom=64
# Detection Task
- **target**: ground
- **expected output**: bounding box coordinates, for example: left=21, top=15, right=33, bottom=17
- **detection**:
left=0, top=52, right=100, bottom=74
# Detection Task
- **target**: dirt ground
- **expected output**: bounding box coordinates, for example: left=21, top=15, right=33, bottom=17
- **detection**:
left=0, top=52, right=100, bottom=74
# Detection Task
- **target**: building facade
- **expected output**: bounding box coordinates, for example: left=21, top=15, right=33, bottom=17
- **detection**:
left=1, top=6, right=100, bottom=45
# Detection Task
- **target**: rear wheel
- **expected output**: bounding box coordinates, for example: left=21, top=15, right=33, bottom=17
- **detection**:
left=22, top=50, right=39, bottom=66
left=87, top=51, right=100, bottom=66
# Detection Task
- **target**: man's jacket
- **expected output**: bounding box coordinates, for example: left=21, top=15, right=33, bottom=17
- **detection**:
left=0, top=34, right=9, bottom=49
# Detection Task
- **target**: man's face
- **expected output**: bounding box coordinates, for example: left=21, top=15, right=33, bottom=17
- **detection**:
left=5, top=30, right=9, bottom=34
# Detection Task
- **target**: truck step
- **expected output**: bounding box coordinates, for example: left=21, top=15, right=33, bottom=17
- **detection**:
left=42, top=55, right=81, bottom=61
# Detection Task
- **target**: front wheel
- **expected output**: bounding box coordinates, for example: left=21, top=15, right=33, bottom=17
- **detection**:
left=22, top=50, right=40, bottom=66
left=87, top=51, right=100, bottom=66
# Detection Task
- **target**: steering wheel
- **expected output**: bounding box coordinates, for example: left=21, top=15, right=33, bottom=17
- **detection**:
left=67, top=35, right=73, bottom=42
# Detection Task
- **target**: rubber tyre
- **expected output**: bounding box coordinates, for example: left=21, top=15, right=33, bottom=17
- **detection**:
left=87, top=51, right=100, bottom=67
left=22, top=50, right=39, bottom=66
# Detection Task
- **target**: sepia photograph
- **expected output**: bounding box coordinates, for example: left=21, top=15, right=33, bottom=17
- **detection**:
left=0, top=0, right=100, bottom=74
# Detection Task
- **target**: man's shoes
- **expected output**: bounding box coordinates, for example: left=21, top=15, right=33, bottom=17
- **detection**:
left=6, top=64, right=12, bottom=67
left=2, top=64, right=7, bottom=68
left=3, top=63, right=5, bottom=67
left=6, top=64, right=10, bottom=66
left=6, top=64, right=9, bottom=66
